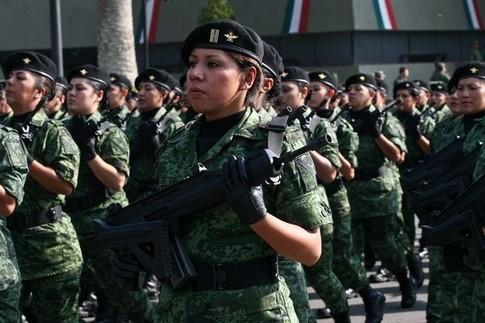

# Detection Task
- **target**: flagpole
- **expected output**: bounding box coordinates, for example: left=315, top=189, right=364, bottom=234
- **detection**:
left=142, top=0, right=150, bottom=68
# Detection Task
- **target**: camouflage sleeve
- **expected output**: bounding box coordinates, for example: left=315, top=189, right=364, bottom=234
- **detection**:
left=98, top=126, right=130, bottom=177
left=311, top=120, right=341, bottom=169
left=336, top=119, right=359, bottom=168
left=420, top=116, right=435, bottom=139
left=37, top=121, right=80, bottom=188
left=159, top=117, right=185, bottom=143
left=0, top=129, right=29, bottom=203
left=268, top=127, right=328, bottom=230
left=382, top=115, right=408, bottom=153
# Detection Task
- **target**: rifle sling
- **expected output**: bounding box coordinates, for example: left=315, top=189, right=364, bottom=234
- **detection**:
left=354, top=165, right=389, bottom=181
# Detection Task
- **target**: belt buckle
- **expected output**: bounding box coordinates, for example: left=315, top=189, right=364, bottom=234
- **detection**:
left=212, top=263, right=226, bottom=290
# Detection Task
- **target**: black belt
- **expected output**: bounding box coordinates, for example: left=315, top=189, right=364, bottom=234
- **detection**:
left=192, top=255, right=278, bottom=291
left=65, top=190, right=109, bottom=212
left=325, top=177, right=345, bottom=195
left=354, top=166, right=389, bottom=181
left=7, top=206, right=62, bottom=230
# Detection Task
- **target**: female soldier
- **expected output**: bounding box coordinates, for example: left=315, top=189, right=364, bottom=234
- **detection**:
left=4, top=51, right=82, bottom=322
left=63, top=65, right=156, bottom=322
left=125, top=68, right=184, bottom=202
left=308, top=70, right=386, bottom=323
left=340, top=73, right=417, bottom=309
left=0, top=124, right=29, bottom=323
left=155, top=19, right=325, bottom=322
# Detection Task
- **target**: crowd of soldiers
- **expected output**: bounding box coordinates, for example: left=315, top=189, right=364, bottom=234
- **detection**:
left=0, top=18, right=484, bottom=323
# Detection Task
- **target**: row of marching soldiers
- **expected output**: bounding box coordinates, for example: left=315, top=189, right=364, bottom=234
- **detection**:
left=1, top=23, right=485, bottom=323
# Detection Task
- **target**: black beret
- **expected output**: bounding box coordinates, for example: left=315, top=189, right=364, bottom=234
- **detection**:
left=281, top=66, right=309, bottom=85
left=181, top=19, right=264, bottom=65
left=5, top=51, right=57, bottom=83
left=413, top=80, right=429, bottom=92
left=134, top=68, right=171, bottom=91
left=262, top=42, right=284, bottom=80
left=309, top=70, right=337, bottom=91
left=429, top=81, right=447, bottom=93
left=68, top=65, right=110, bottom=88
left=394, top=81, right=418, bottom=97
left=452, top=63, right=485, bottom=82
left=54, top=76, right=68, bottom=91
left=376, top=79, right=388, bottom=93
left=109, top=73, right=132, bottom=89
left=344, top=73, right=377, bottom=91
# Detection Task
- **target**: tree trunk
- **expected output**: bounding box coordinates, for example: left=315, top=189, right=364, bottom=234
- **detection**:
left=98, top=0, right=138, bottom=83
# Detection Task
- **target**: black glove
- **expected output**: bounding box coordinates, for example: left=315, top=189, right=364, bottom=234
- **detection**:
left=406, top=115, right=422, bottom=140
left=363, top=110, right=381, bottom=138
left=223, top=155, right=267, bottom=225
left=71, top=118, right=97, bottom=161
left=113, top=253, right=142, bottom=291
left=138, top=120, right=161, bottom=150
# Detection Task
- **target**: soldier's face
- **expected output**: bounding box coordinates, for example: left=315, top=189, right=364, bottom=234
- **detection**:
left=457, top=77, right=485, bottom=114
left=186, top=48, right=253, bottom=121
left=431, top=92, right=447, bottom=108
left=417, top=90, right=430, bottom=106
left=5, top=70, right=44, bottom=112
left=280, top=81, right=306, bottom=109
left=447, top=90, right=461, bottom=116
left=67, top=78, right=103, bottom=115
left=137, top=82, right=166, bottom=111
left=108, top=84, right=126, bottom=107
left=308, top=82, right=329, bottom=109
left=396, top=90, right=416, bottom=112
left=347, top=84, right=374, bottom=110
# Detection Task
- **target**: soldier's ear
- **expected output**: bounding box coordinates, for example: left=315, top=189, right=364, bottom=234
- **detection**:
left=241, top=66, right=257, bottom=90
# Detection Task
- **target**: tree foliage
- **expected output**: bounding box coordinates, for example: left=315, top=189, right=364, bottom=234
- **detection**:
left=199, top=0, right=235, bottom=24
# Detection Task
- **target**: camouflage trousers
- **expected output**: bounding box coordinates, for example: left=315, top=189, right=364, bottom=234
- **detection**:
left=328, top=191, right=369, bottom=291
left=456, top=258, right=485, bottom=323
left=157, top=277, right=299, bottom=322
left=304, top=223, right=349, bottom=315
left=352, top=215, right=407, bottom=275
left=20, top=267, right=81, bottom=323
left=0, top=281, right=21, bottom=323
left=401, top=190, right=417, bottom=246
left=279, top=258, right=312, bottom=323
left=78, top=237, right=157, bottom=323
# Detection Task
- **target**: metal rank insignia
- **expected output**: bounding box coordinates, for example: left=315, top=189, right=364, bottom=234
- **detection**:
left=470, top=67, right=479, bottom=74
left=209, top=29, right=220, bottom=43
left=80, top=69, right=88, bottom=75
left=23, top=57, right=31, bottom=64
left=318, top=73, right=326, bottom=80
left=224, top=31, right=238, bottom=43
left=359, top=76, right=366, bottom=81
left=149, top=75, right=155, bottom=80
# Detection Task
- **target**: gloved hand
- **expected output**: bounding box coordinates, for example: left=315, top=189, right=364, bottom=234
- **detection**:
left=223, top=155, right=267, bottom=225
left=138, top=120, right=161, bottom=151
left=363, top=110, right=381, bottom=138
left=113, top=253, right=142, bottom=291
left=406, top=115, right=422, bottom=140
left=70, top=117, right=97, bottom=161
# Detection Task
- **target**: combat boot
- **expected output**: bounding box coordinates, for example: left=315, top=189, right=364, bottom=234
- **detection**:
left=314, top=307, right=332, bottom=319
left=407, top=252, right=425, bottom=288
left=362, top=290, right=385, bottom=323
left=331, top=311, right=351, bottom=323
left=397, top=274, right=417, bottom=308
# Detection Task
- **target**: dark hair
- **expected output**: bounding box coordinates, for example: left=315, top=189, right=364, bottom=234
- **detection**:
left=34, top=75, right=55, bottom=101
left=399, top=66, right=408, bottom=73
left=87, top=79, right=110, bottom=110
left=228, top=52, right=263, bottom=108
left=262, top=70, right=281, bottom=104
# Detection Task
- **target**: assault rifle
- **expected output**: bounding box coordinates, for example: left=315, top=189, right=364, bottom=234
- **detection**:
left=424, top=173, right=485, bottom=258
left=400, top=137, right=464, bottom=192
left=380, top=98, right=402, bottom=115
left=94, top=135, right=331, bottom=289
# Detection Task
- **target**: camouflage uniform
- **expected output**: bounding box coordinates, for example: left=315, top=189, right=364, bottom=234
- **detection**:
left=46, top=108, right=69, bottom=121
left=434, top=104, right=452, bottom=124
left=63, top=111, right=156, bottom=323
left=5, top=109, right=83, bottom=322
left=125, top=106, right=184, bottom=202
left=341, top=106, right=409, bottom=275
left=304, top=116, right=351, bottom=317
left=156, top=108, right=328, bottom=322
left=0, top=111, right=13, bottom=125
left=395, top=109, right=435, bottom=245
left=101, top=104, right=131, bottom=131
left=0, top=126, right=29, bottom=323
left=427, top=114, right=462, bottom=323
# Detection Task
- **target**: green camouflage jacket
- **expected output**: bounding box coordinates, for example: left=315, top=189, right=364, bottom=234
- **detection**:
left=430, top=114, right=462, bottom=153
left=102, top=105, right=131, bottom=131
left=125, top=106, right=184, bottom=201
left=64, top=111, right=130, bottom=240
left=0, top=126, right=29, bottom=290
left=5, top=109, right=82, bottom=280
left=341, top=106, right=407, bottom=218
